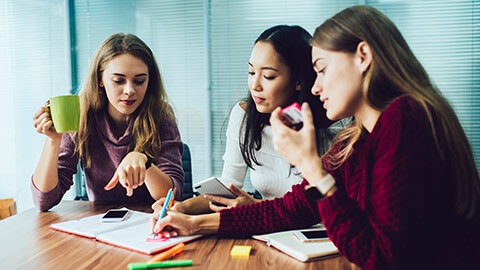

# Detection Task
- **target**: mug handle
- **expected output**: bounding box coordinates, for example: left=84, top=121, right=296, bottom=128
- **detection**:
left=45, top=100, right=54, bottom=128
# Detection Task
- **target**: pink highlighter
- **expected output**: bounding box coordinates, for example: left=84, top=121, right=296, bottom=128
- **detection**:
left=281, top=102, right=303, bottom=130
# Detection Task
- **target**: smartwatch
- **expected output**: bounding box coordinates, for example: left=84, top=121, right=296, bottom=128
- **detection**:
left=304, top=174, right=336, bottom=201
left=142, top=152, right=153, bottom=170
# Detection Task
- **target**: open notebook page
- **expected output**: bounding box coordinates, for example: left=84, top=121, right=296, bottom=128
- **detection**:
left=50, top=209, right=203, bottom=254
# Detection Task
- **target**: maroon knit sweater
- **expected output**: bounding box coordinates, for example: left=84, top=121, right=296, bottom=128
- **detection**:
left=218, top=96, right=480, bottom=269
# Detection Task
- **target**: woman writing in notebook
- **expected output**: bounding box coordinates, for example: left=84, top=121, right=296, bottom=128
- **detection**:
left=153, top=25, right=343, bottom=214
left=152, top=6, right=480, bottom=269
left=32, top=33, right=184, bottom=211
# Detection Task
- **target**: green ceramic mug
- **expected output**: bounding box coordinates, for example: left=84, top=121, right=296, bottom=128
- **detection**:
left=47, top=95, right=80, bottom=133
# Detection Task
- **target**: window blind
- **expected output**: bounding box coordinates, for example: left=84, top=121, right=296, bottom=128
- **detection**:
left=135, top=0, right=208, bottom=183
left=0, top=0, right=69, bottom=211
left=2, top=1, right=478, bottom=213
left=74, top=0, right=137, bottom=91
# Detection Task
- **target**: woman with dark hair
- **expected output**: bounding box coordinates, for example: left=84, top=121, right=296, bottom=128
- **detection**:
left=32, top=33, right=184, bottom=211
left=152, top=6, right=480, bottom=269
left=153, top=25, right=342, bottom=214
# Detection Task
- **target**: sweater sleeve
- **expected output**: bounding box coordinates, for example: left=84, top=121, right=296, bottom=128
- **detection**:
left=317, top=97, right=432, bottom=269
left=218, top=180, right=321, bottom=237
left=31, top=133, right=79, bottom=211
left=155, top=111, right=185, bottom=201
left=219, top=103, right=247, bottom=188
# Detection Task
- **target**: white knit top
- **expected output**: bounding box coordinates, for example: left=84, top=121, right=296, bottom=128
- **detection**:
left=220, top=102, right=347, bottom=199
left=219, top=103, right=301, bottom=199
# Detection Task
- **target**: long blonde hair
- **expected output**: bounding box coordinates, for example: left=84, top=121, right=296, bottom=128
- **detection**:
left=312, top=5, right=479, bottom=219
left=75, top=33, right=172, bottom=168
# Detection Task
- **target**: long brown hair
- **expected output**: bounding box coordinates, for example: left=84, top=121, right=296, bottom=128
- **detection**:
left=75, top=33, right=172, bottom=168
left=312, top=5, right=479, bottom=219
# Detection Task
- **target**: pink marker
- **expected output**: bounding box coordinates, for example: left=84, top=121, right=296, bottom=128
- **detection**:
left=147, top=234, right=169, bottom=242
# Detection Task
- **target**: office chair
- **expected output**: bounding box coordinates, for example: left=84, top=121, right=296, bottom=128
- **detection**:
left=181, top=143, right=194, bottom=201
left=74, top=143, right=194, bottom=201
left=74, top=163, right=88, bottom=201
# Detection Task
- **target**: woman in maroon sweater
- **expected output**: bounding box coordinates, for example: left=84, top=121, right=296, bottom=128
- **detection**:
left=153, top=6, right=480, bottom=269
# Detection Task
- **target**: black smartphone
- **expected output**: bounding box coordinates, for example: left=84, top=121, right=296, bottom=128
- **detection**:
left=101, top=209, right=130, bottom=222
left=294, top=229, right=329, bottom=242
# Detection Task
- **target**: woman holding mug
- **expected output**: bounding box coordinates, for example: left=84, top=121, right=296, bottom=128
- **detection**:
left=32, top=33, right=184, bottom=211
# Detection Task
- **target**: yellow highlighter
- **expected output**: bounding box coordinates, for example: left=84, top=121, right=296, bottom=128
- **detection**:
left=230, top=245, right=251, bottom=256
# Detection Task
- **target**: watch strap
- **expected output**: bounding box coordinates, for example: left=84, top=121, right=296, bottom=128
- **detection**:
left=304, top=173, right=336, bottom=202
left=305, top=185, right=325, bottom=201
left=316, top=174, right=335, bottom=194
left=142, top=152, right=153, bottom=170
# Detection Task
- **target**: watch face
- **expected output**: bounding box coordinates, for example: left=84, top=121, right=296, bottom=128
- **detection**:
left=305, top=186, right=325, bottom=201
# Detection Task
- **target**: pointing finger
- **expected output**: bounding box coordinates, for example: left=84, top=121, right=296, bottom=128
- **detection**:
left=104, top=171, right=119, bottom=190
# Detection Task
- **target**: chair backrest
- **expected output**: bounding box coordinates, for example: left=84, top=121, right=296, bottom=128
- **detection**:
left=74, top=163, right=88, bottom=201
left=181, top=143, right=194, bottom=201
left=74, top=142, right=194, bottom=201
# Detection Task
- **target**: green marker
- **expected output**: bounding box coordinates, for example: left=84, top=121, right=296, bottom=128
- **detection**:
left=127, top=260, right=193, bottom=270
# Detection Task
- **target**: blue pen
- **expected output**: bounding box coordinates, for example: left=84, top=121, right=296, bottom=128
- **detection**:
left=153, top=188, right=173, bottom=236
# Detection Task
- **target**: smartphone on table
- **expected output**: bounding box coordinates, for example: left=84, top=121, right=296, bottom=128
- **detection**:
left=101, top=209, right=131, bottom=223
left=193, top=177, right=237, bottom=206
left=293, top=228, right=329, bottom=242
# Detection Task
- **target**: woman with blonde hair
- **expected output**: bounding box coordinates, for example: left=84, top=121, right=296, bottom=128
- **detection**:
left=32, top=33, right=184, bottom=211
left=152, top=6, right=480, bottom=269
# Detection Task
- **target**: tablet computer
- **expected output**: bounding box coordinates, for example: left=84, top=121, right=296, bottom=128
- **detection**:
left=193, top=177, right=237, bottom=206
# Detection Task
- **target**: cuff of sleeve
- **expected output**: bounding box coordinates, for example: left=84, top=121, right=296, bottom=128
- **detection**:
left=217, top=209, right=237, bottom=237
left=317, top=180, right=349, bottom=223
left=30, top=176, right=62, bottom=212
left=170, top=176, right=184, bottom=201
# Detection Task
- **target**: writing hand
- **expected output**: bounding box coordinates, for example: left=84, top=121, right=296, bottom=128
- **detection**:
left=151, top=210, right=197, bottom=237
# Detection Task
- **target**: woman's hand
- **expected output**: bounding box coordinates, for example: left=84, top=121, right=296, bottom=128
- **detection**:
left=104, top=151, right=149, bottom=196
left=151, top=197, right=185, bottom=213
left=152, top=196, right=215, bottom=215
left=151, top=209, right=221, bottom=237
left=205, top=183, right=261, bottom=212
left=33, top=103, right=62, bottom=141
left=151, top=210, right=197, bottom=237
left=270, top=102, right=325, bottom=185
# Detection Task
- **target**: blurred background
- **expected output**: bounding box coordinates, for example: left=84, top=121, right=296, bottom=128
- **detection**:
left=0, top=0, right=479, bottom=213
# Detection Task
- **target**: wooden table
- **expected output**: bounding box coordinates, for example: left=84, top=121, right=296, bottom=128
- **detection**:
left=0, top=200, right=360, bottom=269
